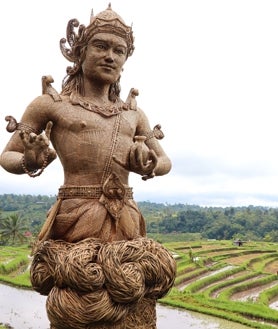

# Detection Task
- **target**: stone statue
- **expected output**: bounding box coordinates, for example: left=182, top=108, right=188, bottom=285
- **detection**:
left=0, top=4, right=176, bottom=329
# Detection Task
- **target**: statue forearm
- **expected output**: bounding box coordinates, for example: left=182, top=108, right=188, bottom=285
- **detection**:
left=154, top=156, right=172, bottom=177
left=1, top=149, right=56, bottom=177
left=0, top=151, right=25, bottom=175
left=1, top=120, right=57, bottom=177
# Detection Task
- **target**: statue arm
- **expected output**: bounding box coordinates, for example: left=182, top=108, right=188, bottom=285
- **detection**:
left=113, top=108, right=171, bottom=180
left=136, top=108, right=171, bottom=177
left=145, top=138, right=172, bottom=177
left=0, top=96, right=57, bottom=176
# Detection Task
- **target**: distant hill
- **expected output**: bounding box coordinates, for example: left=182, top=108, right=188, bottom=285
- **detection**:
left=0, top=194, right=278, bottom=241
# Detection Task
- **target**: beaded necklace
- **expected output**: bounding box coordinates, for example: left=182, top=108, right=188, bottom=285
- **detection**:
left=70, top=92, right=128, bottom=117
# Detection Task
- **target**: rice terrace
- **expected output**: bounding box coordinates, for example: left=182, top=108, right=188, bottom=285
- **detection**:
left=1, top=239, right=278, bottom=329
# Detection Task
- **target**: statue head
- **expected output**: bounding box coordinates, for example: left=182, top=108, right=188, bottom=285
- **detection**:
left=60, top=4, right=134, bottom=98
left=87, top=3, right=134, bottom=57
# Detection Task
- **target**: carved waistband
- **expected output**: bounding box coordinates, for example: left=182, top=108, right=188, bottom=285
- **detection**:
left=58, top=185, right=133, bottom=199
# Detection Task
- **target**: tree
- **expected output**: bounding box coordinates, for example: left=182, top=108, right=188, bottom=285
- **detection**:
left=0, top=213, right=29, bottom=245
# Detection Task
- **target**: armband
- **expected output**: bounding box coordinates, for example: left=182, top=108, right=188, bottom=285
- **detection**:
left=145, top=124, right=165, bottom=141
left=5, top=115, right=40, bottom=134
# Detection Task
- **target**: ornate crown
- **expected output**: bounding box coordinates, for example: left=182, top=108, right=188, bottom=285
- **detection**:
left=60, top=3, right=134, bottom=68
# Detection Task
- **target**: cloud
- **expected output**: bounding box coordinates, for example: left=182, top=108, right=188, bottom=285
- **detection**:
left=171, top=152, right=278, bottom=179
left=1, top=1, right=278, bottom=208
left=0, top=163, right=62, bottom=196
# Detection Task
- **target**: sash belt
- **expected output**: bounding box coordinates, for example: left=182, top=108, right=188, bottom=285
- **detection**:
left=58, top=185, right=133, bottom=199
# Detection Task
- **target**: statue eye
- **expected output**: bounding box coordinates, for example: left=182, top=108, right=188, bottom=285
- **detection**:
left=115, top=47, right=126, bottom=56
left=96, top=43, right=106, bottom=50
left=91, top=41, right=107, bottom=50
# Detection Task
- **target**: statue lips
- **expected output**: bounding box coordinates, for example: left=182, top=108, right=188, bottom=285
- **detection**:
left=100, top=65, right=116, bottom=72
left=99, top=64, right=119, bottom=81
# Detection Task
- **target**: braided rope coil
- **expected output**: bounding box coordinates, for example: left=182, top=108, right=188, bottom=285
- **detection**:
left=30, top=237, right=176, bottom=328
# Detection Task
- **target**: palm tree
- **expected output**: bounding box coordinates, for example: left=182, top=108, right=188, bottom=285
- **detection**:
left=0, top=213, right=28, bottom=245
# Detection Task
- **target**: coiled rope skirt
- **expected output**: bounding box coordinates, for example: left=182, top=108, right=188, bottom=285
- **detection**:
left=30, top=237, right=176, bottom=329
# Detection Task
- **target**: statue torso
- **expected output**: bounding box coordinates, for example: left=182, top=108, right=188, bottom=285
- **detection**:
left=49, top=97, right=139, bottom=186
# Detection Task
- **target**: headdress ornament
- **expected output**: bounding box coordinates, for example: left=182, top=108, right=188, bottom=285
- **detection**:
left=60, top=3, right=134, bottom=74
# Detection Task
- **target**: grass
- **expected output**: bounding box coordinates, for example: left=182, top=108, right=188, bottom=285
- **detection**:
left=0, top=245, right=31, bottom=288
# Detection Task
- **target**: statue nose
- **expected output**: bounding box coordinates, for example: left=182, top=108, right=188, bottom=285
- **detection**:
left=105, top=49, right=114, bottom=62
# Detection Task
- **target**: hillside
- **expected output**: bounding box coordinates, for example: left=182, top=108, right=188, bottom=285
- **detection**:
left=1, top=194, right=278, bottom=242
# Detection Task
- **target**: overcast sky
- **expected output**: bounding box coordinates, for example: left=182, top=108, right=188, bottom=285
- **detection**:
left=1, top=0, right=278, bottom=207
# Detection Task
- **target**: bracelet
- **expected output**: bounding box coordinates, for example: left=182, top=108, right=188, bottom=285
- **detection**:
left=21, top=150, right=49, bottom=178
left=5, top=115, right=40, bottom=134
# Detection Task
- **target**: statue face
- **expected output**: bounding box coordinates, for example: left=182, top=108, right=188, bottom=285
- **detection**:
left=82, top=32, right=127, bottom=85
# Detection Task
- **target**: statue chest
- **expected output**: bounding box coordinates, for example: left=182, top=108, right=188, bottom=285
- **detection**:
left=53, top=107, right=137, bottom=140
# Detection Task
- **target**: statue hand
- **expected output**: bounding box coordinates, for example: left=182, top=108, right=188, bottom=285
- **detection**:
left=113, top=136, right=157, bottom=180
left=130, top=146, right=157, bottom=180
left=19, top=121, right=56, bottom=170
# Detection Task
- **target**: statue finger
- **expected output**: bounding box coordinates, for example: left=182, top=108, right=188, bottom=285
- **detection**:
left=134, top=145, right=143, bottom=164
left=129, top=145, right=137, bottom=167
left=45, top=121, right=53, bottom=140
left=148, top=149, right=158, bottom=166
left=112, top=155, right=128, bottom=170
left=19, top=130, right=30, bottom=145
left=142, top=171, right=155, bottom=181
left=28, top=133, right=37, bottom=143
left=19, top=130, right=24, bottom=140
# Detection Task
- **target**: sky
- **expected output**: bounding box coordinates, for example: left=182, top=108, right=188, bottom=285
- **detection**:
left=1, top=0, right=278, bottom=207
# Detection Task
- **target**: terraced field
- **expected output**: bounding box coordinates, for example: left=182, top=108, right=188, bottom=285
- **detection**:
left=163, top=240, right=278, bottom=329
left=1, top=241, right=278, bottom=329
left=0, top=245, right=31, bottom=288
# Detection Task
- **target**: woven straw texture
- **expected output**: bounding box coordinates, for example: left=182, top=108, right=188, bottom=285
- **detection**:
left=31, top=237, right=176, bottom=329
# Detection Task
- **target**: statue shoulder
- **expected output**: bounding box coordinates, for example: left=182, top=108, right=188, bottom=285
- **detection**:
left=27, top=94, right=58, bottom=110
left=26, top=74, right=63, bottom=112
left=134, top=106, right=149, bottom=121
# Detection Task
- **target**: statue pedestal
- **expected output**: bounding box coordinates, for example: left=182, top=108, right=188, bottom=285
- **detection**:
left=31, top=238, right=176, bottom=329
left=50, top=298, right=156, bottom=329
